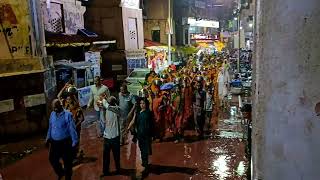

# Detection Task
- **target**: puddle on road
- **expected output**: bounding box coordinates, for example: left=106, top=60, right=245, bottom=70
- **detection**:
left=222, top=119, right=242, bottom=124
left=217, top=131, right=243, bottom=139
left=236, top=161, right=246, bottom=176
left=211, top=155, right=231, bottom=180
left=230, top=106, right=238, bottom=116
left=210, top=147, right=227, bottom=154
left=184, top=145, right=192, bottom=159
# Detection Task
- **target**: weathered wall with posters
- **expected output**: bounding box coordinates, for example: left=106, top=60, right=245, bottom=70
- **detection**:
left=41, top=0, right=85, bottom=34
left=0, top=0, right=32, bottom=59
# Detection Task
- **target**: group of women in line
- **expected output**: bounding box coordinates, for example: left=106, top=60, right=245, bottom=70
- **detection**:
left=134, top=54, right=230, bottom=143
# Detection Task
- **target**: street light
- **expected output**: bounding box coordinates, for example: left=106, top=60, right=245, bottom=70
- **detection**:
left=167, top=0, right=172, bottom=65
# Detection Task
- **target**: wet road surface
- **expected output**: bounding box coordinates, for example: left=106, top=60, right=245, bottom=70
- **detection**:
left=1, top=98, right=248, bottom=180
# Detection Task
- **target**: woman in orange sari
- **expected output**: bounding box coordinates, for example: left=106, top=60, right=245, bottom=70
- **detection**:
left=162, top=91, right=173, bottom=133
left=172, top=85, right=184, bottom=143
left=152, top=90, right=165, bottom=141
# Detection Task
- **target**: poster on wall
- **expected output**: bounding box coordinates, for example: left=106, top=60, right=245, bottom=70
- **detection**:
left=126, top=49, right=147, bottom=70
left=85, top=51, right=101, bottom=77
left=127, top=59, right=147, bottom=69
left=78, top=86, right=91, bottom=107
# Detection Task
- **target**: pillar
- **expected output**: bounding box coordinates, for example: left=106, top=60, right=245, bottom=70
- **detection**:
left=253, top=0, right=320, bottom=179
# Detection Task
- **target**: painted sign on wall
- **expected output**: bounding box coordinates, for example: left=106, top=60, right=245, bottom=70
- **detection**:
left=0, top=0, right=31, bottom=58
left=85, top=51, right=101, bottom=77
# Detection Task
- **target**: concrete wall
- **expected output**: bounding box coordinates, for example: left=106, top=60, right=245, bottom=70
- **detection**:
left=145, top=0, right=168, bottom=20
left=85, top=4, right=124, bottom=49
left=85, top=0, right=144, bottom=50
left=122, top=7, right=144, bottom=50
left=144, top=19, right=167, bottom=44
left=253, top=0, right=320, bottom=179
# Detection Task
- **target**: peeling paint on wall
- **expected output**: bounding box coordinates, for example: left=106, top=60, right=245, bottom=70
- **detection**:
left=41, top=0, right=85, bottom=35
left=41, top=2, right=64, bottom=33
left=0, top=0, right=31, bottom=59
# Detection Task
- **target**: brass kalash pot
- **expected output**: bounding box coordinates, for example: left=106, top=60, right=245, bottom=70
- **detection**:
left=66, top=85, right=78, bottom=95
left=153, top=79, right=163, bottom=87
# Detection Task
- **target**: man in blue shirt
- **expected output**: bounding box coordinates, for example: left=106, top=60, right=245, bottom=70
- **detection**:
left=46, top=99, right=78, bottom=180
left=118, top=84, right=136, bottom=145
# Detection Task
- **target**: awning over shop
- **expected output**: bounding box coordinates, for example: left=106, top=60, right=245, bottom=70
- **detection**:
left=54, top=60, right=94, bottom=69
left=45, top=30, right=116, bottom=48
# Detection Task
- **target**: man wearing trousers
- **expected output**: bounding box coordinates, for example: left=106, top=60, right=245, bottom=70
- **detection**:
left=101, top=96, right=121, bottom=177
left=118, top=84, right=136, bottom=145
left=87, top=76, right=110, bottom=137
left=46, top=99, right=78, bottom=180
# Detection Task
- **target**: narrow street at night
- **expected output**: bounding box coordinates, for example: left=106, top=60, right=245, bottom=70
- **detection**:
left=1, top=95, right=249, bottom=180
left=1, top=0, right=320, bottom=179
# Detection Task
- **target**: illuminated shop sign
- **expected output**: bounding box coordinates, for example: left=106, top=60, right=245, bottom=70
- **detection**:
left=188, top=18, right=219, bottom=28
left=190, top=34, right=219, bottom=40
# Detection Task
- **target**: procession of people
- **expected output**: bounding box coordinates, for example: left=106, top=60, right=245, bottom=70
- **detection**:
left=45, top=53, right=232, bottom=179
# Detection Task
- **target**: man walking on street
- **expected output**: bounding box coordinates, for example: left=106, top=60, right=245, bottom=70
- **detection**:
left=193, top=82, right=206, bottom=138
left=87, top=76, right=110, bottom=137
left=100, top=96, right=121, bottom=177
left=118, top=84, right=136, bottom=145
left=46, top=99, right=78, bottom=180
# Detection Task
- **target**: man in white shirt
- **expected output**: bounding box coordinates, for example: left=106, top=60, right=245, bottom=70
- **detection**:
left=101, top=96, right=121, bottom=177
left=87, top=76, right=110, bottom=137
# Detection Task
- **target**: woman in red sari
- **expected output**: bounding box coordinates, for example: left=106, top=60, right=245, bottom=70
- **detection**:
left=162, top=91, right=173, bottom=133
left=182, top=74, right=193, bottom=128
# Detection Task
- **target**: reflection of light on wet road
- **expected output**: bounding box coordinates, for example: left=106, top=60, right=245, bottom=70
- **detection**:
left=236, top=161, right=246, bottom=176
left=184, top=144, right=192, bottom=159
left=230, top=106, right=238, bottom=116
left=210, top=147, right=227, bottom=154
left=212, top=155, right=230, bottom=180
left=217, top=131, right=243, bottom=139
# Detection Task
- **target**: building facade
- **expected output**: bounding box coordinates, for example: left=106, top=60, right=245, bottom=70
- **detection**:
left=143, top=0, right=175, bottom=45
left=85, top=0, right=145, bottom=83
left=173, top=0, right=232, bottom=45
left=0, top=0, right=47, bottom=140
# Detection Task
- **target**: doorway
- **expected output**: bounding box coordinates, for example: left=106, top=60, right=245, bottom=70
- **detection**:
left=152, top=30, right=160, bottom=43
